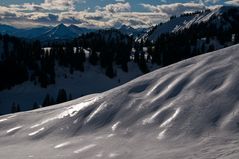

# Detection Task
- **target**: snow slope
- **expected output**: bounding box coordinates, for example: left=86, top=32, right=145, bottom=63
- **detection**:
left=0, top=44, right=239, bottom=158
left=143, top=6, right=239, bottom=42
left=147, top=15, right=195, bottom=42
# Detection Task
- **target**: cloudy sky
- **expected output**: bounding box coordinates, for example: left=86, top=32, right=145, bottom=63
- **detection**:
left=0, top=0, right=238, bottom=28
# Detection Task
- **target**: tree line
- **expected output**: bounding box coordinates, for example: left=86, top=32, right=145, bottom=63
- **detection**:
left=11, top=88, right=72, bottom=113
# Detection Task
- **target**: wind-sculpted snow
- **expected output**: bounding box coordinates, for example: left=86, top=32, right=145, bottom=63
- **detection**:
left=0, top=45, right=239, bottom=158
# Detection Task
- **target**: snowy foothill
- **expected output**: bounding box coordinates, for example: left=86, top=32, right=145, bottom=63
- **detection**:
left=0, top=44, right=239, bottom=158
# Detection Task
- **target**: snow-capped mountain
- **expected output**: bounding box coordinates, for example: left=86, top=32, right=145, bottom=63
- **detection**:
left=0, top=23, right=143, bottom=42
left=0, top=44, right=239, bottom=158
left=142, top=6, right=239, bottom=42
left=0, top=23, right=95, bottom=42
left=37, top=23, right=78, bottom=42
left=117, top=25, right=147, bottom=37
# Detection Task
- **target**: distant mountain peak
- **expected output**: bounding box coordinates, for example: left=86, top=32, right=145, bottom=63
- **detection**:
left=57, top=23, right=66, bottom=27
left=68, top=24, right=78, bottom=28
left=119, top=24, right=133, bottom=29
left=55, top=23, right=68, bottom=30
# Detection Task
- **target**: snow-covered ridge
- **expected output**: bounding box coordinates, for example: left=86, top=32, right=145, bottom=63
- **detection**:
left=144, top=6, right=239, bottom=42
left=0, top=44, right=239, bottom=158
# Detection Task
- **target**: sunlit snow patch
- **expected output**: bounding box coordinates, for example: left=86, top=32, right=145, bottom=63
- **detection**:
left=54, top=142, right=70, bottom=149
left=0, top=115, right=16, bottom=123
left=59, top=97, right=100, bottom=119
left=112, top=121, right=121, bottom=132
left=96, top=152, right=103, bottom=157
left=107, top=134, right=115, bottom=138
left=109, top=153, right=120, bottom=158
left=73, top=144, right=96, bottom=154
left=6, top=126, right=23, bottom=134
left=85, top=102, right=107, bottom=123
left=30, top=97, right=100, bottom=129
left=157, top=129, right=167, bottom=140
left=0, top=118, right=7, bottom=123
left=160, top=108, right=180, bottom=127
left=28, top=127, right=45, bottom=136
left=142, top=103, right=173, bottom=125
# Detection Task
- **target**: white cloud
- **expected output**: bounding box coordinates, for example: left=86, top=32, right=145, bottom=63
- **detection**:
left=141, top=2, right=206, bottom=16
left=115, top=0, right=125, bottom=2
left=103, top=2, right=131, bottom=13
left=41, top=0, right=78, bottom=11
left=9, top=0, right=79, bottom=12
left=56, top=11, right=165, bottom=28
left=204, top=0, right=220, bottom=3
left=225, top=0, right=239, bottom=5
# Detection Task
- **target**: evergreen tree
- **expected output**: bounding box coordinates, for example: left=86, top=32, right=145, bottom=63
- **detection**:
left=89, top=50, right=98, bottom=65
left=105, top=64, right=116, bottom=78
left=56, top=89, right=67, bottom=104
left=10, top=102, right=21, bottom=113
left=16, top=104, right=21, bottom=112
left=76, top=47, right=85, bottom=72
left=69, top=93, right=72, bottom=101
left=235, top=33, right=239, bottom=43
left=42, top=94, right=51, bottom=107
left=201, top=43, right=206, bottom=53
left=121, top=63, right=128, bottom=72
left=50, top=97, right=55, bottom=106
left=11, top=102, right=17, bottom=113
left=138, top=53, right=149, bottom=74
left=33, top=102, right=39, bottom=110
left=3, top=35, right=9, bottom=58
left=208, top=44, right=215, bottom=52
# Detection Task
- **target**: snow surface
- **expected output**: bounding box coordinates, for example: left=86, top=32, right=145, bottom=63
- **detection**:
left=0, top=44, right=239, bottom=158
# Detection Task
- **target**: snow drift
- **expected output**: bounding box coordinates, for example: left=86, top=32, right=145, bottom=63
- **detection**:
left=0, top=44, right=239, bottom=158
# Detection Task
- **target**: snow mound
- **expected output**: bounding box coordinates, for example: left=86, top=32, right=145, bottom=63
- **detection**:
left=1, top=44, right=239, bottom=158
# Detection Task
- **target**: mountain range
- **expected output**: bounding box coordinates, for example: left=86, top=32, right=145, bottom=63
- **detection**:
left=0, top=24, right=94, bottom=42
left=0, top=23, right=146, bottom=42
left=1, top=6, right=238, bottom=43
